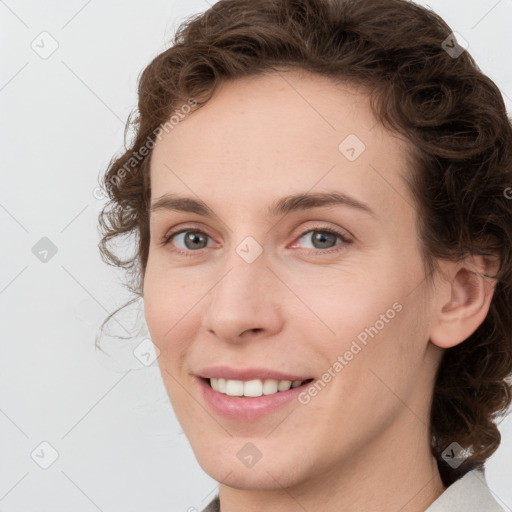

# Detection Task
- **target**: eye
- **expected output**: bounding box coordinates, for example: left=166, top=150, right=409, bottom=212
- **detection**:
left=164, top=230, right=213, bottom=252
left=161, top=225, right=352, bottom=256
left=294, top=227, right=351, bottom=252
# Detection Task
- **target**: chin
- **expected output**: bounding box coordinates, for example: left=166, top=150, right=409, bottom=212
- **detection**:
left=192, top=439, right=307, bottom=491
left=203, top=462, right=302, bottom=491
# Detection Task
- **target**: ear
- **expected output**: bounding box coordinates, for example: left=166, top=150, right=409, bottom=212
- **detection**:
left=429, top=254, right=499, bottom=349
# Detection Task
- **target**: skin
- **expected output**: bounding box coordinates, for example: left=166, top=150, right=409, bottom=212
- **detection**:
left=143, top=69, right=496, bottom=512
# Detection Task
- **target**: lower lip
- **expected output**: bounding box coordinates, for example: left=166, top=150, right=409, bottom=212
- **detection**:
left=196, top=377, right=312, bottom=421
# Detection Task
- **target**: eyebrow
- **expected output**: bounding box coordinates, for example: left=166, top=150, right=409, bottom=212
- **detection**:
left=150, top=191, right=375, bottom=218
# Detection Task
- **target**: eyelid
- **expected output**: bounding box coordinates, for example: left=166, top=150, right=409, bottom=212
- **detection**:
left=290, top=222, right=353, bottom=244
left=160, top=222, right=217, bottom=247
left=287, top=225, right=352, bottom=254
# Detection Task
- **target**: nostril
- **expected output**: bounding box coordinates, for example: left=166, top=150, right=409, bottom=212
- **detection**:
left=241, top=328, right=262, bottom=335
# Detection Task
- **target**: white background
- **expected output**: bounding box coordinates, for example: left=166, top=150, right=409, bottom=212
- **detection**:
left=1, top=1, right=511, bottom=511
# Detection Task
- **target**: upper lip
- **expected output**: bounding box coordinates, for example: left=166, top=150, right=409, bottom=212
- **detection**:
left=196, top=366, right=313, bottom=382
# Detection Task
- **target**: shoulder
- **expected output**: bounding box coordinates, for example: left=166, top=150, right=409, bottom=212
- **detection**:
left=200, top=495, right=220, bottom=512
left=425, top=469, right=506, bottom=512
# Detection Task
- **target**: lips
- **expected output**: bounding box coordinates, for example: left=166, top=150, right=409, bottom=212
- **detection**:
left=193, top=365, right=316, bottom=420
left=196, top=365, right=312, bottom=382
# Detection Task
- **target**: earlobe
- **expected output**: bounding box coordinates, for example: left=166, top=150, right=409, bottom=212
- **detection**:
left=429, top=256, right=498, bottom=349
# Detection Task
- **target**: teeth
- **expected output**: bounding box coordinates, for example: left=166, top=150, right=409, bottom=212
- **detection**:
left=262, top=379, right=278, bottom=395
left=209, top=378, right=306, bottom=397
left=277, top=380, right=292, bottom=391
left=244, top=379, right=263, bottom=397
left=225, top=379, right=244, bottom=396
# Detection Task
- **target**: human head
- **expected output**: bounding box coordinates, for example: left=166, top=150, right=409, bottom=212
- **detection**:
left=98, top=0, right=512, bottom=489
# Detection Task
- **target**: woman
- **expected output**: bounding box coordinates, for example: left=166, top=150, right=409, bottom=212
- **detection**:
left=97, top=0, right=512, bottom=510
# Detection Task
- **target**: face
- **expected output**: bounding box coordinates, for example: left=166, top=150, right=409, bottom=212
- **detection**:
left=143, top=70, right=443, bottom=490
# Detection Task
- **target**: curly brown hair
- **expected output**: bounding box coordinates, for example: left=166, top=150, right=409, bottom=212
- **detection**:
left=97, top=0, right=512, bottom=487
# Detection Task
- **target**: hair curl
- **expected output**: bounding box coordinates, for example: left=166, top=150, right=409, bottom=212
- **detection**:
left=97, top=0, right=512, bottom=486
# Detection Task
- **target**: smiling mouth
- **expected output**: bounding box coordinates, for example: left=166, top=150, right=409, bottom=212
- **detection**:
left=203, top=377, right=315, bottom=398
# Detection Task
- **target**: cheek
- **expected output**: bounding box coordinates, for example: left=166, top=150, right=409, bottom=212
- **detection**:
left=280, top=250, right=429, bottom=382
left=280, top=263, right=404, bottom=344
left=143, top=274, right=193, bottom=412
left=142, top=263, right=195, bottom=361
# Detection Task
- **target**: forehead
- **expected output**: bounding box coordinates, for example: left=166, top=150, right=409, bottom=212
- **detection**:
left=149, top=71, right=415, bottom=218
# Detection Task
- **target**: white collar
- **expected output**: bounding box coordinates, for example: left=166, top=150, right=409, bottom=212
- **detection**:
left=425, top=468, right=505, bottom=511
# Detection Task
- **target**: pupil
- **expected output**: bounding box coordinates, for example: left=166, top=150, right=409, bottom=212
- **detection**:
left=185, top=232, right=206, bottom=249
left=313, top=232, right=336, bottom=249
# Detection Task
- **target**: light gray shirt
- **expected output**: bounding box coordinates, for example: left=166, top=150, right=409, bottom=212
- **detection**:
left=201, top=469, right=506, bottom=511
left=425, top=468, right=505, bottom=512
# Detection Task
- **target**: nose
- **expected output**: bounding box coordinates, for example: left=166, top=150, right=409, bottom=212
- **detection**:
left=200, top=247, right=285, bottom=344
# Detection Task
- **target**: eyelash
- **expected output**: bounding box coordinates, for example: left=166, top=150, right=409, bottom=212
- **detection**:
left=160, top=224, right=352, bottom=257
